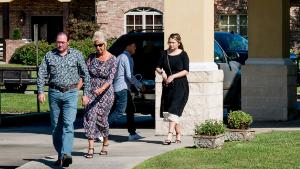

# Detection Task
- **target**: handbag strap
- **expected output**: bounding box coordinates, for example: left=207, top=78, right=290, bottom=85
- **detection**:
left=165, top=51, right=173, bottom=76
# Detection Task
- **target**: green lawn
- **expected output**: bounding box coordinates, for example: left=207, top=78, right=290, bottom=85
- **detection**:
left=0, top=93, right=83, bottom=113
left=135, top=131, right=300, bottom=169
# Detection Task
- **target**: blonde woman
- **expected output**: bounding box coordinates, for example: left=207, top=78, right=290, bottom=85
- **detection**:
left=78, top=31, right=117, bottom=157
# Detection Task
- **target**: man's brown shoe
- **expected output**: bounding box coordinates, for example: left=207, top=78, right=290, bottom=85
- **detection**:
left=53, top=159, right=62, bottom=167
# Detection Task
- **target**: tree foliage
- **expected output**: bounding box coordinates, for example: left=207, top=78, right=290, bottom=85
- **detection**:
left=67, top=15, right=100, bottom=40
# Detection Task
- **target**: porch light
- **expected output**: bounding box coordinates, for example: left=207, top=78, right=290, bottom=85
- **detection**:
left=57, top=0, right=71, bottom=2
left=0, top=0, right=14, bottom=2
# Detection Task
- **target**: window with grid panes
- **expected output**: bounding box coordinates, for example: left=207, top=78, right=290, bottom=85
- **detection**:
left=219, top=15, right=248, bottom=36
left=125, top=8, right=163, bottom=33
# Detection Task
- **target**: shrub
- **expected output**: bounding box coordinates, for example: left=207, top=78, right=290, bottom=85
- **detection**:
left=69, top=37, right=117, bottom=59
left=10, top=40, right=55, bottom=65
left=69, top=38, right=94, bottom=59
left=11, top=38, right=117, bottom=65
left=195, top=120, right=225, bottom=136
left=227, top=110, right=253, bottom=129
left=12, top=28, right=22, bottom=39
left=68, top=16, right=100, bottom=40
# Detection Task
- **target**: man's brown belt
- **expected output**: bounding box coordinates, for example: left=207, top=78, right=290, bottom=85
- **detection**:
left=49, top=84, right=78, bottom=93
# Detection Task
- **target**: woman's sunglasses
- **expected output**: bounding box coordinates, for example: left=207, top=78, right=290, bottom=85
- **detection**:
left=94, top=43, right=104, bottom=48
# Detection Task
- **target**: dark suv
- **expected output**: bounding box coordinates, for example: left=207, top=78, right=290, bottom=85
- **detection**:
left=215, top=32, right=248, bottom=65
left=108, top=31, right=241, bottom=118
left=109, top=32, right=163, bottom=118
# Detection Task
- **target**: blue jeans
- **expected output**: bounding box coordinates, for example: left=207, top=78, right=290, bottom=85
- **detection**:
left=48, top=88, right=78, bottom=159
left=109, top=89, right=136, bottom=135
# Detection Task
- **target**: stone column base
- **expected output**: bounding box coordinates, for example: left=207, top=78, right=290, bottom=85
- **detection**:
left=242, top=58, right=298, bottom=121
left=155, top=69, right=224, bottom=135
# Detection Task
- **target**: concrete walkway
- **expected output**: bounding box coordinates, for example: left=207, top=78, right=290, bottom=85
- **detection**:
left=17, top=129, right=193, bottom=169
left=16, top=117, right=300, bottom=169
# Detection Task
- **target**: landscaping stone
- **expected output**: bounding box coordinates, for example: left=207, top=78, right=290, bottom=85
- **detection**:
left=193, top=134, right=225, bottom=148
left=225, top=129, right=255, bottom=141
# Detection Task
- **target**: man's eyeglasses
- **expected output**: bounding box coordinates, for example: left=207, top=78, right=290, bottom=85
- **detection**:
left=56, top=41, right=67, bottom=45
left=94, top=43, right=104, bottom=48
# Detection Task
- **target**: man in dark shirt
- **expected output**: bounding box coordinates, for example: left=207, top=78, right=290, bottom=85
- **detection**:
left=37, top=32, right=90, bottom=167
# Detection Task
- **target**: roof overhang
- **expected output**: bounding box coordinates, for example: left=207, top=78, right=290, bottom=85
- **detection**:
left=291, top=0, right=300, bottom=7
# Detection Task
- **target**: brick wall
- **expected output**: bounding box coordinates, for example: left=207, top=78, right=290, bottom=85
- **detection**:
left=0, top=0, right=94, bottom=40
left=4, top=39, right=27, bottom=63
left=214, top=0, right=248, bottom=31
left=96, top=0, right=164, bottom=38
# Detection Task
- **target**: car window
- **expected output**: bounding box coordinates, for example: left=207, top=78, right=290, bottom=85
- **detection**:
left=215, top=33, right=248, bottom=51
left=229, top=34, right=248, bottom=51
left=214, top=41, right=226, bottom=63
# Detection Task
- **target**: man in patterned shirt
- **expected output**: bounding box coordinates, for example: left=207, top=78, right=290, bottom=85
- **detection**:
left=37, top=32, right=90, bottom=167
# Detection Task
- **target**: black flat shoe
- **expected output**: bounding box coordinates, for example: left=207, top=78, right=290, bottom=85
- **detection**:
left=62, top=154, right=72, bottom=167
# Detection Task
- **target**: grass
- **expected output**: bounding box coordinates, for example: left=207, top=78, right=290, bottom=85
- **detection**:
left=1, top=93, right=49, bottom=113
left=26, top=85, right=47, bottom=91
left=0, top=92, right=83, bottom=113
left=135, top=131, right=300, bottom=169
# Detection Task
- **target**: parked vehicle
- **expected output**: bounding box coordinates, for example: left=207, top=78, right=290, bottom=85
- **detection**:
left=0, top=66, right=37, bottom=93
left=214, top=32, right=248, bottom=65
left=214, top=40, right=241, bottom=111
left=108, top=31, right=241, bottom=118
left=109, top=31, right=163, bottom=118
left=290, top=53, right=300, bottom=86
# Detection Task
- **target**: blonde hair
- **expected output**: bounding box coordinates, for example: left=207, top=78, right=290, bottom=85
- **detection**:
left=168, top=33, right=184, bottom=50
left=92, top=31, right=107, bottom=45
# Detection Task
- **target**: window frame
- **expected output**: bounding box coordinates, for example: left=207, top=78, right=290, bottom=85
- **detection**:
left=219, top=14, right=248, bottom=36
left=124, top=8, right=163, bottom=33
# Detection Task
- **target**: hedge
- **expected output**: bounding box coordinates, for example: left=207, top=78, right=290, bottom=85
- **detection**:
left=11, top=38, right=117, bottom=66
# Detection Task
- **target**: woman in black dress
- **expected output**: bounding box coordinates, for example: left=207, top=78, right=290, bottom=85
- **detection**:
left=156, top=33, right=189, bottom=145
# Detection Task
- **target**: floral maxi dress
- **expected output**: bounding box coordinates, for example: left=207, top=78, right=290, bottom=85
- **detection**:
left=84, top=53, right=117, bottom=139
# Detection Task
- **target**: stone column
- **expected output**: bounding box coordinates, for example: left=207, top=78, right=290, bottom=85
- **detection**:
left=242, top=0, right=298, bottom=121
left=2, top=3, right=9, bottom=39
left=156, top=0, right=223, bottom=135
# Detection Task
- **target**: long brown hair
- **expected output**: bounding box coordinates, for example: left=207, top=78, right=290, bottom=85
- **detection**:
left=168, top=33, right=184, bottom=50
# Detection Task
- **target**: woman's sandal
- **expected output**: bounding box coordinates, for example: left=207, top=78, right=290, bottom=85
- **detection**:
left=84, top=148, right=94, bottom=158
left=175, top=133, right=182, bottom=143
left=175, top=140, right=182, bottom=143
left=99, top=144, right=109, bottom=155
left=163, top=139, right=172, bottom=145
left=163, top=132, right=173, bottom=145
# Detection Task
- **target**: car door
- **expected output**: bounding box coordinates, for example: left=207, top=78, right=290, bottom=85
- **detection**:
left=214, top=40, right=241, bottom=109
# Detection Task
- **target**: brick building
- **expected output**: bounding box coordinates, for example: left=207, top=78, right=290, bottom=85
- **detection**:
left=96, top=0, right=163, bottom=38
left=0, top=0, right=298, bottom=43
left=0, top=0, right=95, bottom=42
left=0, top=0, right=246, bottom=41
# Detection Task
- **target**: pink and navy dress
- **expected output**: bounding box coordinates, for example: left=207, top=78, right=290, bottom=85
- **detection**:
left=84, top=53, right=117, bottom=139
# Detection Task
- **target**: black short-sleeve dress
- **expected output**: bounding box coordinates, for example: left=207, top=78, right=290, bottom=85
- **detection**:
left=157, top=50, right=189, bottom=117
